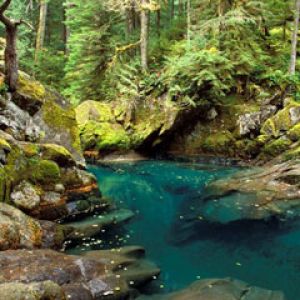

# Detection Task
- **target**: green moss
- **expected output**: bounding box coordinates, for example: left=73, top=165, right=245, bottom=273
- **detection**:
left=261, top=103, right=300, bottom=137
left=0, top=167, right=6, bottom=201
left=0, top=138, right=11, bottom=152
left=235, top=139, right=260, bottom=157
left=263, top=138, right=292, bottom=157
left=261, top=119, right=277, bottom=137
left=256, top=134, right=271, bottom=145
left=75, top=100, right=115, bottom=125
left=41, top=144, right=74, bottom=166
left=42, top=100, right=82, bottom=154
left=76, top=200, right=90, bottom=211
left=202, top=131, right=236, bottom=155
left=284, top=145, right=300, bottom=160
left=21, top=143, right=40, bottom=157
left=18, top=72, right=46, bottom=103
left=24, top=159, right=61, bottom=185
left=80, top=120, right=131, bottom=151
left=288, top=124, right=300, bottom=142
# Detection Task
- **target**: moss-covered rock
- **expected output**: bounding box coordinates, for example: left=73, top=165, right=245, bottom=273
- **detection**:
left=0, top=138, right=11, bottom=152
left=76, top=101, right=131, bottom=152
left=288, top=123, right=300, bottom=142
left=80, top=120, right=130, bottom=151
left=12, top=72, right=46, bottom=115
left=40, top=144, right=75, bottom=167
left=75, top=100, right=115, bottom=124
left=38, top=99, right=83, bottom=164
left=202, top=131, right=236, bottom=156
left=262, top=137, right=292, bottom=157
left=29, top=159, right=61, bottom=184
left=284, top=145, right=300, bottom=160
left=261, top=102, right=300, bottom=138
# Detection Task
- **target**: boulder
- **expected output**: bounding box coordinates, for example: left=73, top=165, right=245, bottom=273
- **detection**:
left=0, top=68, right=83, bottom=165
left=200, top=160, right=300, bottom=223
left=0, top=203, right=70, bottom=250
left=66, top=208, right=134, bottom=239
left=138, top=278, right=286, bottom=300
left=0, top=247, right=160, bottom=300
left=10, top=180, right=40, bottom=211
left=0, top=281, right=65, bottom=300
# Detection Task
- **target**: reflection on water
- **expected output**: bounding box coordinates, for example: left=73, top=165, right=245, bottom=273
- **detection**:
left=76, top=160, right=300, bottom=299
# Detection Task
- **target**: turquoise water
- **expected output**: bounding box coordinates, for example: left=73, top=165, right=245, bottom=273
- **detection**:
left=86, top=160, right=300, bottom=299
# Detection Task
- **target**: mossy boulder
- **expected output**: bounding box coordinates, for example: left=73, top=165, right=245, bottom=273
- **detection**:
left=202, top=131, right=236, bottom=156
left=284, top=145, right=300, bottom=160
left=0, top=138, right=11, bottom=152
left=262, top=137, right=292, bottom=157
left=75, top=100, right=115, bottom=124
left=28, top=159, right=61, bottom=185
left=0, top=67, right=83, bottom=164
left=12, top=72, right=46, bottom=115
left=40, top=143, right=75, bottom=167
left=288, top=123, right=300, bottom=142
left=76, top=101, right=131, bottom=152
left=261, top=102, right=300, bottom=138
left=80, top=120, right=130, bottom=151
left=37, top=98, right=83, bottom=164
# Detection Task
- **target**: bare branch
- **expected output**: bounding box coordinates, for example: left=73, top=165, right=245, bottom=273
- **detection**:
left=15, top=19, right=34, bottom=30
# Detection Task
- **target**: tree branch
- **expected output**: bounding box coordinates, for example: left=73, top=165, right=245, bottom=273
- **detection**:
left=15, top=19, right=34, bottom=30
left=0, top=13, right=11, bottom=27
left=0, top=0, right=11, bottom=15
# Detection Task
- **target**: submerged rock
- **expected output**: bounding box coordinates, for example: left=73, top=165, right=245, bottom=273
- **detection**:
left=201, top=160, right=300, bottom=223
left=138, top=278, right=286, bottom=300
left=0, top=247, right=160, bottom=300
left=66, top=208, right=134, bottom=239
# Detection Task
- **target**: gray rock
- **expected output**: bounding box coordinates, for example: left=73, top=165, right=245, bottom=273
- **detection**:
left=0, top=281, right=65, bottom=300
left=10, top=180, right=40, bottom=210
left=289, top=106, right=300, bottom=125
left=238, top=112, right=261, bottom=136
left=207, top=108, right=218, bottom=121
left=238, top=105, right=277, bottom=136
left=138, top=278, right=286, bottom=300
left=0, top=247, right=159, bottom=300
left=0, top=101, right=40, bottom=142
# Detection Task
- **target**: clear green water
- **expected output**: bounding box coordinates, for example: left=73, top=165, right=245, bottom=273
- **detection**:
left=85, top=160, right=300, bottom=299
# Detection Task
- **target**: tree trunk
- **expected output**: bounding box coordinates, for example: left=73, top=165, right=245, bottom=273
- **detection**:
left=170, top=0, right=175, bottom=20
left=179, top=0, right=184, bottom=16
left=140, top=0, right=149, bottom=70
left=289, top=0, right=300, bottom=75
left=126, top=8, right=134, bottom=38
left=5, top=24, right=18, bottom=92
left=35, top=0, right=48, bottom=62
left=156, top=9, right=161, bottom=36
left=187, top=0, right=191, bottom=44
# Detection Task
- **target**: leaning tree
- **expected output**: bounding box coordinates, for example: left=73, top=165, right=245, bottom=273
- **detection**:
left=0, top=0, right=31, bottom=92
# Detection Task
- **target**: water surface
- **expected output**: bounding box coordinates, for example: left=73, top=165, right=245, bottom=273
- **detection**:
left=76, top=160, right=300, bottom=299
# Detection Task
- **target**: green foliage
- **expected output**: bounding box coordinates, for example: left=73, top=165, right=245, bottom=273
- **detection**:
left=161, top=45, right=234, bottom=103
left=63, top=1, right=115, bottom=104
